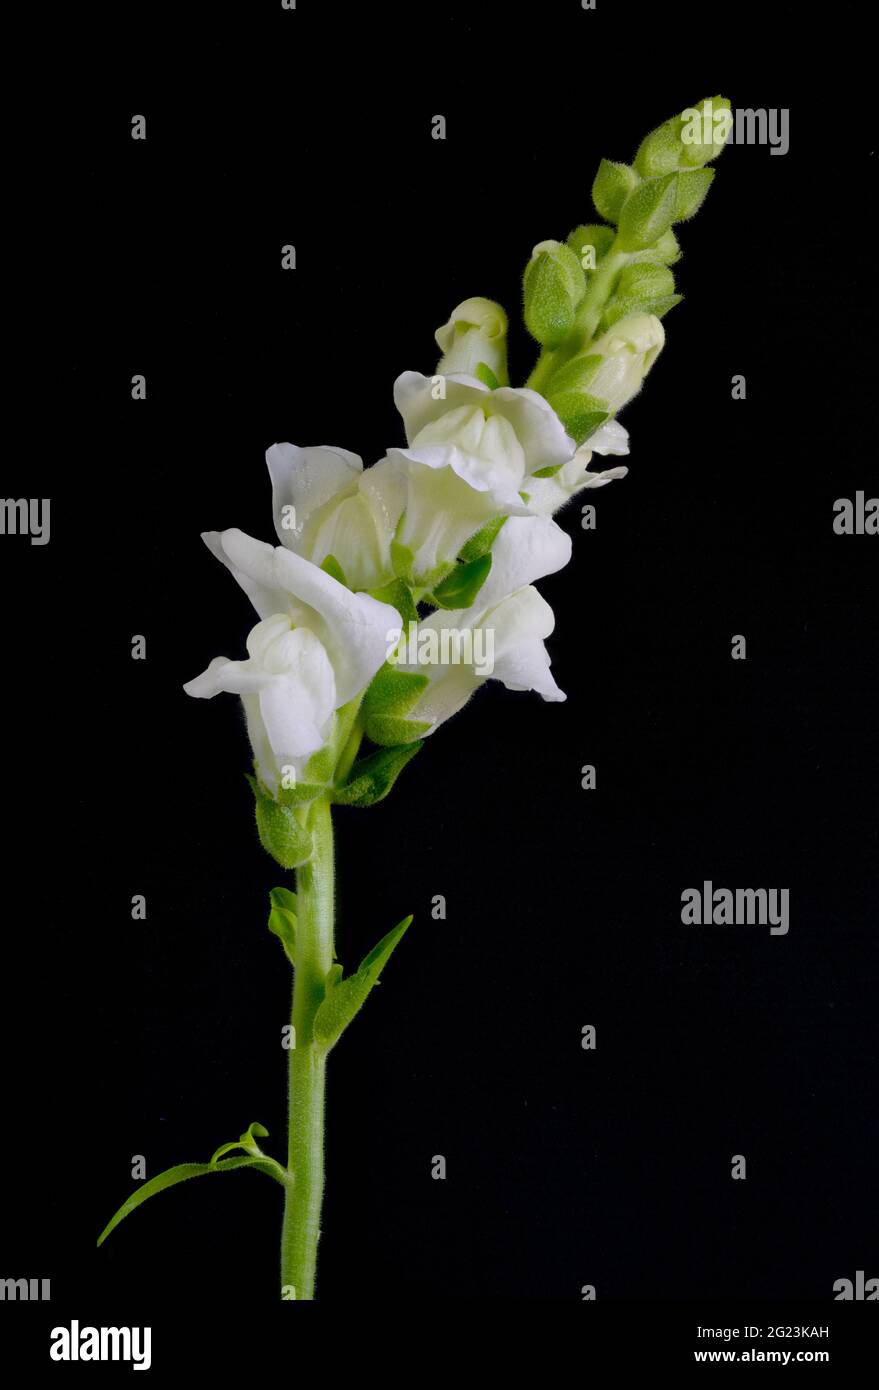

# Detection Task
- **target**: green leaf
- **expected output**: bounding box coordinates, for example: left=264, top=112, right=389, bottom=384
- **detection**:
left=246, top=774, right=313, bottom=869
left=458, top=515, right=506, bottom=564
left=332, top=742, right=423, bottom=807
left=616, top=173, right=679, bottom=253
left=430, top=554, right=492, bottom=610
left=268, top=887, right=297, bottom=963
left=210, top=1121, right=270, bottom=1164
left=592, top=159, right=639, bottom=223
left=97, top=1152, right=286, bottom=1248
left=313, top=916, right=413, bottom=1049
left=615, top=263, right=676, bottom=299
left=474, top=361, right=500, bottom=390
left=629, top=228, right=681, bottom=266
left=369, top=578, right=418, bottom=626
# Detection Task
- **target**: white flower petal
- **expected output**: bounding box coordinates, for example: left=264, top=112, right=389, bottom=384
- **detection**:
left=473, top=516, right=571, bottom=613
left=266, top=443, right=363, bottom=549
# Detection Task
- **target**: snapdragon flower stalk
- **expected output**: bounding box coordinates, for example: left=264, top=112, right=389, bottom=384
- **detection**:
left=98, top=96, right=729, bottom=1298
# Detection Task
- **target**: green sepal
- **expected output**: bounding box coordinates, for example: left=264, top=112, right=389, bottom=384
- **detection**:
left=592, top=159, right=639, bottom=223
left=544, top=352, right=602, bottom=398
left=673, top=167, right=714, bottom=221
left=369, top=577, right=419, bottom=626
left=246, top=774, right=313, bottom=869
left=458, top=515, right=506, bottom=563
left=363, top=663, right=431, bottom=746
left=302, top=742, right=336, bottom=786
left=319, top=553, right=348, bottom=587
left=390, top=537, right=416, bottom=583
left=629, top=228, right=681, bottom=266
left=546, top=395, right=610, bottom=447
left=566, top=223, right=615, bottom=269
left=601, top=293, right=682, bottom=331
left=332, top=741, right=423, bottom=808
left=474, top=361, right=500, bottom=390
left=210, top=1121, right=270, bottom=1164
left=430, top=554, right=492, bottom=610
left=679, top=96, right=731, bottom=166
left=274, top=780, right=327, bottom=807
left=313, top=915, right=414, bottom=1050
left=268, top=887, right=297, bottom=964
left=532, top=463, right=563, bottom=479
left=97, top=1151, right=287, bottom=1248
left=616, top=173, right=679, bottom=252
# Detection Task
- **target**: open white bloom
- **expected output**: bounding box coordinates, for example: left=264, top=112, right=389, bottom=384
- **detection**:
left=386, top=371, right=577, bottom=580
left=395, top=515, right=572, bottom=732
left=266, top=444, right=404, bottom=592
left=524, top=419, right=630, bottom=515
left=184, top=529, right=400, bottom=793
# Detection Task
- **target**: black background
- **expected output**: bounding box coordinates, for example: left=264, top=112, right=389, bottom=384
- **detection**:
left=2, top=0, right=876, bottom=1344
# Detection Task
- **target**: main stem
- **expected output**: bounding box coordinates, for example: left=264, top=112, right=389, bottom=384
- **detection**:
left=280, top=796, right=335, bottom=1300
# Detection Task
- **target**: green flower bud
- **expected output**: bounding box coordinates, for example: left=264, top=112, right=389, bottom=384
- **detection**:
left=435, top=297, right=509, bottom=385
left=600, top=264, right=681, bottom=331
left=679, top=96, right=732, bottom=166
left=566, top=223, right=615, bottom=277
left=634, top=119, right=683, bottom=178
left=635, top=96, right=731, bottom=176
left=592, top=159, right=640, bottom=223
left=523, top=240, right=587, bottom=348
left=616, top=173, right=679, bottom=252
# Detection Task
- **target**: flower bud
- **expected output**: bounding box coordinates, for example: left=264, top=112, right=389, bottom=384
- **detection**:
left=584, top=314, right=665, bottom=413
left=523, top=240, right=586, bottom=348
left=435, top=297, right=509, bottom=385
left=591, top=159, right=639, bottom=223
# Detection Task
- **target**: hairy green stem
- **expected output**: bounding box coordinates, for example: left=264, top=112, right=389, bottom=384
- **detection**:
left=280, top=797, right=334, bottom=1300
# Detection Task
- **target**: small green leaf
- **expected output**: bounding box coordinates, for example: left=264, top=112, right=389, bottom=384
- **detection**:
left=601, top=293, right=683, bottom=331
left=97, top=1153, right=286, bottom=1248
left=474, top=361, right=500, bottom=389
left=431, top=554, right=492, bottom=610
left=210, top=1121, right=270, bottom=1164
left=319, top=553, right=348, bottom=586
left=332, top=742, right=423, bottom=807
left=369, top=578, right=418, bottom=626
left=544, top=352, right=602, bottom=399
left=458, top=515, right=507, bottom=564
left=313, top=916, right=414, bottom=1049
left=247, top=775, right=313, bottom=869
left=268, top=887, right=297, bottom=963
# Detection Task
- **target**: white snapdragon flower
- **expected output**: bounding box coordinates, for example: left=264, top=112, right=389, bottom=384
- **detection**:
left=524, top=419, right=631, bottom=515
left=266, top=444, right=405, bottom=592
left=183, top=529, right=400, bottom=794
left=395, top=515, right=572, bottom=732
left=386, top=371, right=577, bottom=580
